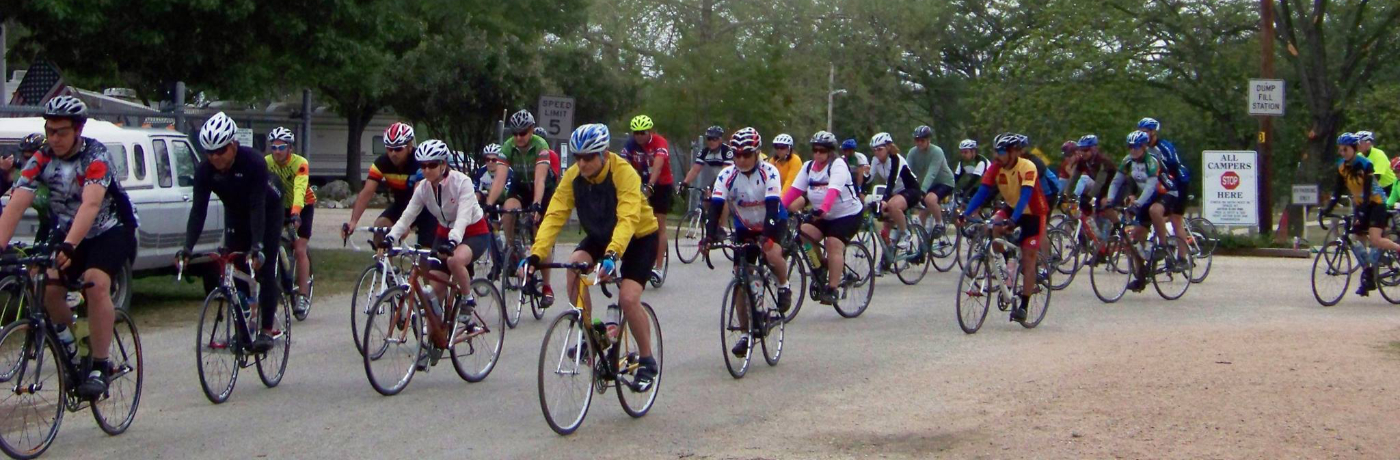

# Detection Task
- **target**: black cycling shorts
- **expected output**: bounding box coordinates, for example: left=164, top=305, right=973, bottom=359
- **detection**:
left=648, top=183, right=674, bottom=214
left=993, top=209, right=1045, bottom=249
left=574, top=231, right=660, bottom=286
left=882, top=188, right=922, bottom=208
left=1168, top=190, right=1187, bottom=215
left=65, top=225, right=136, bottom=282
left=1352, top=202, right=1389, bottom=235
left=426, top=232, right=490, bottom=275
left=290, top=203, right=315, bottom=239
left=811, top=213, right=861, bottom=244
left=926, top=184, right=954, bottom=201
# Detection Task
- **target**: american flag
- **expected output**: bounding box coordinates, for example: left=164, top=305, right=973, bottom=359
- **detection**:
left=8, top=61, right=70, bottom=106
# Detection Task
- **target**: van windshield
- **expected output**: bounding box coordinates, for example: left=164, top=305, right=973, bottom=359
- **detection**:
left=101, top=142, right=129, bottom=181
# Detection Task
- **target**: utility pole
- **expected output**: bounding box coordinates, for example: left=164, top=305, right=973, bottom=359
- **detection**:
left=1, top=17, right=8, bottom=107
left=826, top=64, right=846, bottom=134
left=1259, top=0, right=1279, bottom=238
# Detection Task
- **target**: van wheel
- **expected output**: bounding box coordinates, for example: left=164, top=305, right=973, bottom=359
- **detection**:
left=112, top=261, right=133, bottom=312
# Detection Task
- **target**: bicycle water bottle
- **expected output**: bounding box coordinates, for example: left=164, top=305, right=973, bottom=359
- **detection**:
left=56, top=325, right=77, bottom=362
left=604, top=304, right=621, bottom=341
left=423, top=285, right=443, bottom=318
left=748, top=268, right=765, bottom=310
left=803, top=242, right=823, bottom=269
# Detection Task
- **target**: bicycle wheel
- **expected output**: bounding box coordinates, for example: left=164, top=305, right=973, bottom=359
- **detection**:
left=500, top=245, right=528, bottom=325
left=928, top=225, right=958, bottom=273
left=92, top=309, right=142, bottom=435
left=895, top=227, right=930, bottom=285
left=1187, top=217, right=1218, bottom=256
left=1019, top=258, right=1052, bottom=329
left=452, top=280, right=506, bottom=382
left=1150, top=243, right=1192, bottom=301
left=1040, top=229, right=1076, bottom=291
left=0, top=275, right=27, bottom=329
left=782, top=253, right=807, bottom=324
left=362, top=286, right=420, bottom=396
left=527, top=269, right=546, bottom=321
left=1311, top=241, right=1352, bottom=306
left=537, top=310, right=594, bottom=435
left=0, top=322, right=65, bottom=459
left=1376, top=251, right=1400, bottom=305
left=719, top=280, right=751, bottom=379
left=256, top=294, right=292, bottom=388
left=1090, top=237, right=1132, bottom=303
left=955, top=254, right=991, bottom=334
left=834, top=242, right=875, bottom=318
left=288, top=251, right=312, bottom=322
left=1187, top=231, right=1213, bottom=284
left=760, top=277, right=784, bottom=366
left=675, top=210, right=703, bottom=264
left=349, top=263, right=385, bottom=356
left=617, top=302, right=662, bottom=417
left=195, top=289, right=239, bottom=404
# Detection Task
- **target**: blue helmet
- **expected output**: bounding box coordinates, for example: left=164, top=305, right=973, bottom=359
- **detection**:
left=841, top=139, right=858, bottom=151
left=569, top=123, right=610, bottom=155
left=1126, top=131, right=1150, bottom=148
left=1337, top=132, right=1361, bottom=147
left=1077, top=134, right=1099, bottom=148
left=992, top=133, right=1017, bottom=153
left=1137, top=117, right=1161, bottom=131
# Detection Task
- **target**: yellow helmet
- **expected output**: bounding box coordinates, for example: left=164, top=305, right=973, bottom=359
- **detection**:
left=629, top=115, right=654, bottom=132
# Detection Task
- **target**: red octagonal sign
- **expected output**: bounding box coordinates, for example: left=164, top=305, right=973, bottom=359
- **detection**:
left=1221, top=171, right=1241, bottom=190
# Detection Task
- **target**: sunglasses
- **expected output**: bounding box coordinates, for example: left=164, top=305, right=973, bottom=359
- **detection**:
left=269, top=144, right=290, bottom=151
left=420, top=161, right=445, bottom=170
left=632, top=131, right=649, bottom=136
left=734, top=151, right=757, bottom=158
left=812, top=147, right=831, bottom=153
left=706, top=137, right=721, bottom=141
left=208, top=146, right=234, bottom=156
left=573, top=153, right=601, bottom=162
left=994, top=149, right=1008, bottom=155
left=513, top=131, right=533, bottom=138
left=387, top=146, right=408, bottom=153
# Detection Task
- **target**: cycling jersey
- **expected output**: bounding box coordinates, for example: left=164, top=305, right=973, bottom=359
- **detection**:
left=781, top=158, right=863, bottom=220
left=622, top=133, right=673, bottom=186
left=15, top=137, right=127, bottom=239
left=693, top=144, right=734, bottom=189
left=532, top=152, right=658, bottom=259
left=711, top=162, right=784, bottom=231
left=1107, top=153, right=1177, bottom=209
left=1331, top=155, right=1384, bottom=207
left=1364, top=147, right=1395, bottom=189
left=1064, top=151, right=1117, bottom=199
left=185, top=146, right=284, bottom=252
left=908, top=144, right=955, bottom=191
left=475, top=164, right=513, bottom=203
left=1147, top=139, right=1189, bottom=190
left=367, top=154, right=421, bottom=205
left=871, top=153, right=921, bottom=196
left=769, top=152, right=803, bottom=192
left=264, top=153, right=317, bottom=215
left=967, top=157, right=1049, bottom=219
left=954, top=155, right=991, bottom=197
left=389, top=170, right=488, bottom=244
left=494, top=135, right=558, bottom=195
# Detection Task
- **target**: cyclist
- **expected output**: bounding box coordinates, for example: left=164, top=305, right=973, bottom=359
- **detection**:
left=839, top=138, right=871, bottom=198
left=957, top=133, right=1049, bottom=323
left=263, top=127, right=316, bottom=317
left=953, top=139, right=990, bottom=202
left=1323, top=133, right=1400, bottom=296
left=681, top=125, right=733, bottom=191
left=0, top=142, right=16, bottom=193
left=485, top=110, right=558, bottom=306
left=704, top=127, right=790, bottom=356
left=1106, top=131, right=1180, bottom=292
left=1063, top=134, right=1118, bottom=258
left=383, top=139, right=492, bottom=366
left=1356, top=131, right=1394, bottom=196
left=912, top=126, right=955, bottom=237
left=1138, top=118, right=1190, bottom=265
left=623, top=115, right=674, bottom=282
left=178, top=112, right=284, bottom=355
left=476, top=143, right=513, bottom=206
left=521, top=123, right=660, bottom=391
left=343, top=122, right=438, bottom=248
left=868, top=132, right=923, bottom=268
left=781, top=131, right=864, bottom=305
left=769, top=134, right=803, bottom=196
left=12, top=133, right=54, bottom=242
left=0, top=96, right=138, bottom=400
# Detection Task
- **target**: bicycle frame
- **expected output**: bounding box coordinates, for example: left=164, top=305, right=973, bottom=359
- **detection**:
left=541, top=263, right=641, bottom=384
left=385, top=248, right=479, bottom=350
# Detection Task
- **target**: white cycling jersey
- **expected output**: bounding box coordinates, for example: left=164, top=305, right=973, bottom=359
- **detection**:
left=390, top=169, right=485, bottom=243
left=711, top=162, right=783, bottom=230
left=790, top=158, right=863, bottom=219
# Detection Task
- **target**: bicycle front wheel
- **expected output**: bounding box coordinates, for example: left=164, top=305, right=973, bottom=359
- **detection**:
left=894, top=227, right=930, bottom=285
left=1019, top=259, right=1052, bottom=329
left=92, top=309, right=143, bottom=435
left=1090, top=237, right=1132, bottom=304
left=617, top=302, right=662, bottom=418
left=834, top=242, right=875, bottom=318
left=955, top=254, right=991, bottom=334
left=537, top=310, right=594, bottom=435
left=362, top=286, right=420, bottom=396
left=350, top=263, right=386, bottom=356
left=1311, top=240, right=1352, bottom=307
left=928, top=225, right=958, bottom=273
left=719, top=280, right=751, bottom=379
left=1377, top=251, right=1400, bottom=305
left=196, top=289, right=239, bottom=404
left=0, top=275, right=27, bottom=330
left=256, top=294, right=292, bottom=388
left=675, top=210, right=703, bottom=264
left=1150, top=243, right=1192, bottom=301
left=1044, top=228, right=1078, bottom=290
left=452, top=280, right=506, bottom=382
left=0, top=322, right=65, bottom=460
left=1187, top=230, right=1213, bottom=284
left=782, top=252, right=807, bottom=324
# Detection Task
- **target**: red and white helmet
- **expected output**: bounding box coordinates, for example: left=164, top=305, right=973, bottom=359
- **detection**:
left=729, top=127, right=762, bottom=154
left=384, top=122, right=415, bottom=148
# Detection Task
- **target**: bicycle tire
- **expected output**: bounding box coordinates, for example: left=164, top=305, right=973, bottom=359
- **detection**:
left=1187, top=217, right=1218, bottom=256
left=1090, top=237, right=1131, bottom=304
left=1310, top=240, right=1351, bottom=307
left=350, top=264, right=385, bottom=355
left=452, top=279, right=507, bottom=382
left=362, top=286, right=420, bottom=396
left=0, top=275, right=27, bottom=329
left=675, top=210, right=703, bottom=264
left=0, top=322, right=65, bottom=460
left=928, top=226, right=958, bottom=273
left=1377, top=251, right=1400, bottom=305
left=256, top=294, right=292, bottom=388
left=92, top=309, right=143, bottom=435
left=1044, top=228, right=1077, bottom=290
left=719, top=279, right=751, bottom=378
left=760, top=272, right=784, bottom=366
left=528, top=269, right=546, bottom=321
left=834, top=242, right=875, bottom=318
left=537, top=310, right=594, bottom=435
left=782, top=253, right=807, bottom=324
left=1150, top=243, right=1192, bottom=301
left=617, top=302, right=662, bottom=418
left=894, top=227, right=930, bottom=285
left=1188, top=231, right=1213, bottom=284
left=196, top=289, right=239, bottom=404
left=1019, top=258, right=1052, bottom=329
left=955, top=254, right=991, bottom=334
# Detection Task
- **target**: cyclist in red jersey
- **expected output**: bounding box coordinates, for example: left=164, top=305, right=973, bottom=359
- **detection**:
left=623, top=115, right=674, bottom=282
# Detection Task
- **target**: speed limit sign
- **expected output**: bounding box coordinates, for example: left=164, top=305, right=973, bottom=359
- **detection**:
left=537, top=95, right=575, bottom=140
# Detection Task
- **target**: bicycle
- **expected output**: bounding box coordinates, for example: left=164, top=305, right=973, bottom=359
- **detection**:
left=1088, top=207, right=1193, bottom=303
left=279, top=222, right=314, bottom=322
left=774, top=215, right=810, bottom=323
left=498, top=208, right=547, bottom=326
left=920, top=193, right=961, bottom=273
left=706, top=241, right=786, bottom=378
left=862, top=200, right=931, bottom=286
left=1311, top=212, right=1400, bottom=306
left=790, top=212, right=877, bottom=319
left=182, top=249, right=291, bottom=404
left=0, top=244, right=143, bottom=459
left=953, top=218, right=1051, bottom=333
left=345, top=227, right=412, bottom=356
left=674, top=185, right=732, bottom=264
left=361, top=244, right=507, bottom=395
left=536, top=262, right=663, bottom=435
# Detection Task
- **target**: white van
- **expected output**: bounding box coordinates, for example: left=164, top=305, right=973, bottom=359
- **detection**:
left=0, top=118, right=227, bottom=309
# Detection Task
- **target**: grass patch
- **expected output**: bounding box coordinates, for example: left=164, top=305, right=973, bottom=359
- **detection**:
left=129, top=248, right=378, bottom=317
left=1215, top=233, right=1294, bottom=250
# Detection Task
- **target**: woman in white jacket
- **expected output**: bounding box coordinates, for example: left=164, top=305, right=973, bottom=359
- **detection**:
left=385, top=139, right=492, bottom=313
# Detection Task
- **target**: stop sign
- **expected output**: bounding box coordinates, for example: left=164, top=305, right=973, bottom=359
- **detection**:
left=1221, top=171, right=1241, bottom=190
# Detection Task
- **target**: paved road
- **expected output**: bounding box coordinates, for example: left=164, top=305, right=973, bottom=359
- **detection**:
left=31, top=250, right=1400, bottom=458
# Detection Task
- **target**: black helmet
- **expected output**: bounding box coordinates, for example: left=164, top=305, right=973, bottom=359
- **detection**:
left=19, top=133, right=46, bottom=153
left=506, top=110, right=536, bottom=133
left=705, top=125, right=725, bottom=139
left=913, top=125, right=933, bottom=140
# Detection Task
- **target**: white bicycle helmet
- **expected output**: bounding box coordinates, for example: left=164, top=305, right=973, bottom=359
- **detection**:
left=507, top=110, right=536, bottom=133
left=43, top=96, right=88, bottom=123
left=199, top=112, right=239, bottom=151
left=773, top=134, right=794, bottom=147
left=267, top=127, right=295, bottom=144
left=569, top=124, right=610, bottom=155
left=1126, top=131, right=1150, bottom=148
left=415, top=139, right=451, bottom=163
left=958, top=139, right=978, bottom=150
left=870, top=132, right=894, bottom=148
left=810, top=131, right=837, bottom=149
left=384, top=122, right=415, bottom=148
left=482, top=143, right=503, bottom=159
